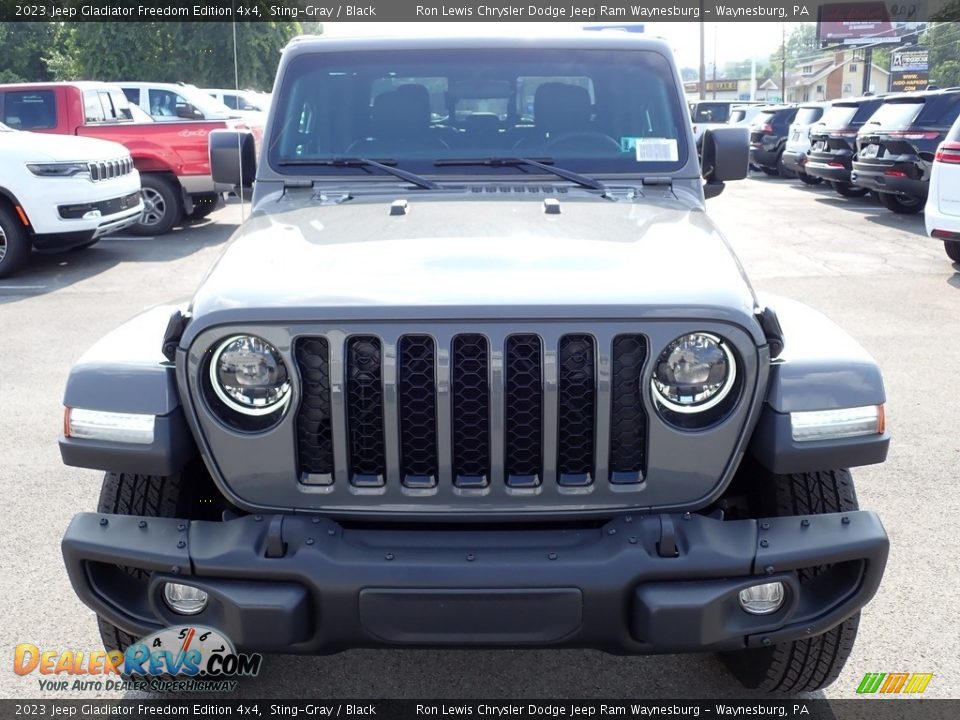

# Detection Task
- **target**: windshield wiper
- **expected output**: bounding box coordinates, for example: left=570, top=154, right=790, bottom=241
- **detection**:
left=277, top=157, right=440, bottom=190
left=434, top=157, right=607, bottom=193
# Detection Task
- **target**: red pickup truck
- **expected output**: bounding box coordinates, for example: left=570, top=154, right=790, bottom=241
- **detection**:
left=0, top=81, right=260, bottom=235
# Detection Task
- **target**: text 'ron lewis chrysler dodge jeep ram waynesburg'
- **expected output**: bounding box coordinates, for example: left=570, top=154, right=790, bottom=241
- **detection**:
left=59, top=34, right=890, bottom=693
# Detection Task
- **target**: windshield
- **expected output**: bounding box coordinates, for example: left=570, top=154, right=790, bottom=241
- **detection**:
left=794, top=106, right=824, bottom=126
left=819, top=104, right=858, bottom=129
left=691, top=102, right=730, bottom=123
left=753, top=111, right=777, bottom=127
left=863, top=100, right=924, bottom=130
left=269, top=48, right=689, bottom=177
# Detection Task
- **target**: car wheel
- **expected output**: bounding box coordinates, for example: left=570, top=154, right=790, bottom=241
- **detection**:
left=776, top=154, right=797, bottom=180
left=719, top=469, right=862, bottom=692
left=831, top=181, right=870, bottom=198
left=878, top=192, right=924, bottom=215
left=94, top=465, right=219, bottom=652
left=798, top=172, right=822, bottom=186
left=0, top=205, right=30, bottom=279
left=133, top=175, right=182, bottom=236
left=945, top=240, right=960, bottom=264
left=187, top=193, right=222, bottom=221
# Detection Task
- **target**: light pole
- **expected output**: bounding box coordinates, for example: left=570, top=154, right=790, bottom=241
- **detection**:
left=699, top=4, right=706, bottom=100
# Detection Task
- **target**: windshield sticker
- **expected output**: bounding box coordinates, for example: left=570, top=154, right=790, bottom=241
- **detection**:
left=626, top=138, right=679, bottom=162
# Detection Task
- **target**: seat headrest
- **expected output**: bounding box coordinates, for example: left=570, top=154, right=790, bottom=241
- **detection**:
left=534, top=83, right=592, bottom=135
left=371, top=83, right=432, bottom=138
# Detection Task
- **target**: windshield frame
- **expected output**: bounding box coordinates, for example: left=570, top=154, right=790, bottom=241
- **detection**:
left=266, top=46, right=694, bottom=182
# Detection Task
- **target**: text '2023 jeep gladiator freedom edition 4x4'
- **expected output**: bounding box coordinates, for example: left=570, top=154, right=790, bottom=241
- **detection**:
left=60, top=35, right=889, bottom=693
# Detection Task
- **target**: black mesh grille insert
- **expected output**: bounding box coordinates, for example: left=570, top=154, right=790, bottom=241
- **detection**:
left=557, top=334, right=595, bottom=483
left=504, top=334, right=543, bottom=485
left=346, top=336, right=385, bottom=484
left=609, top=335, right=648, bottom=483
left=398, top=335, right=438, bottom=486
left=451, top=334, right=490, bottom=485
left=295, top=337, right=334, bottom=481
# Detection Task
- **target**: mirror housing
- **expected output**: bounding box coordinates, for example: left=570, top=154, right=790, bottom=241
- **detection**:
left=701, top=126, right=750, bottom=199
left=176, top=104, right=203, bottom=120
left=209, top=129, right=257, bottom=188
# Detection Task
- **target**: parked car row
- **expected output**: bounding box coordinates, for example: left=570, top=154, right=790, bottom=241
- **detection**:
left=740, top=90, right=960, bottom=264
left=0, top=80, right=267, bottom=277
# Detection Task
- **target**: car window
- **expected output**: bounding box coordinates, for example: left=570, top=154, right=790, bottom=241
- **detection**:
left=864, top=100, right=924, bottom=129
left=221, top=94, right=239, bottom=110
left=149, top=89, right=195, bottom=118
left=104, top=90, right=134, bottom=121
left=948, top=114, right=960, bottom=142
left=729, top=109, right=746, bottom=123
left=691, top=102, right=730, bottom=123
left=916, top=93, right=960, bottom=127
left=820, top=104, right=858, bottom=128
left=270, top=48, right=690, bottom=176
left=752, top=111, right=777, bottom=127
left=852, top=100, right=883, bottom=123
left=122, top=88, right=140, bottom=105
left=83, top=90, right=106, bottom=123
left=2, top=90, right=57, bottom=130
left=794, top=106, right=824, bottom=125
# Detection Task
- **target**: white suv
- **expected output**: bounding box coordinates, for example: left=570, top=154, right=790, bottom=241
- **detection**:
left=0, top=122, right=142, bottom=278
left=925, top=114, right=960, bottom=264
left=781, top=101, right=832, bottom=185
left=119, top=82, right=236, bottom=121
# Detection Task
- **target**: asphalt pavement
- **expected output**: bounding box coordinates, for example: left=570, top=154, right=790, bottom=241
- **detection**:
left=1, top=174, right=956, bottom=700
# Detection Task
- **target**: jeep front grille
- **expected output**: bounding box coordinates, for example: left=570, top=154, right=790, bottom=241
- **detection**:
left=88, top=157, right=134, bottom=182
left=294, top=332, right=648, bottom=492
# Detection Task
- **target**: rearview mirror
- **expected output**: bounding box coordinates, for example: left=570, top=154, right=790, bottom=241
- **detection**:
left=701, top=126, right=749, bottom=199
left=209, top=129, right=257, bottom=188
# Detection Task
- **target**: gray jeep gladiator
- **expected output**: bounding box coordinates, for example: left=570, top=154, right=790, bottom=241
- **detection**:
left=60, top=34, right=889, bottom=692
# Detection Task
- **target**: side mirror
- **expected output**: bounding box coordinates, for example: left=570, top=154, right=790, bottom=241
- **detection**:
left=176, top=104, right=203, bottom=120
left=209, top=129, right=257, bottom=187
left=701, top=126, right=749, bottom=199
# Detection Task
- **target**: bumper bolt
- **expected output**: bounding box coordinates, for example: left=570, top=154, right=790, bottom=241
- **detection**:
left=138, top=520, right=147, bottom=529
left=683, top=512, right=691, bottom=520
left=842, top=516, right=851, bottom=524
left=254, top=515, right=263, bottom=522
left=99, top=518, right=108, bottom=526
left=306, top=538, right=315, bottom=546
left=628, top=536, right=637, bottom=545
left=177, top=523, right=186, bottom=531
left=765, top=565, right=774, bottom=575
left=760, top=521, right=770, bottom=530
left=170, top=566, right=180, bottom=575
left=760, top=539, right=769, bottom=548
left=177, top=540, right=186, bottom=548
left=801, top=519, right=810, bottom=527
left=761, top=637, right=772, bottom=646
left=608, top=528, right=617, bottom=535
left=466, top=553, right=476, bottom=562
left=385, top=553, right=394, bottom=561
left=547, top=552, right=557, bottom=560
left=625, top=515, right=633, bottom=523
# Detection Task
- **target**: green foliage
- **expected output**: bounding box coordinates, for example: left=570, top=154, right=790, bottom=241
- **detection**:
left=926, top=23, right=960, bottom=87
left=770, top=24, right=819, bottom=78
left=0, top=21, right=309, bottom=90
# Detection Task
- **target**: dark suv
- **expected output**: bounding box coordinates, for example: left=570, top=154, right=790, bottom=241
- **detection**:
left=749, top=105, right=799, bottom=177
left=805, top=97, right=885, bottom=197
left=851, top=89, right=960, bottom=213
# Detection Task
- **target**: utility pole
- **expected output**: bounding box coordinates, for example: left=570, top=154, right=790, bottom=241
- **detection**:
left=781, top=23, right=787, bottom=103
left=712, top=24, right=718, bottom=99
left=699, top=4, right=706, bottom=100
left=862, top=45, right=874, bottom=94
left=751, top=55, right=757, bottom=101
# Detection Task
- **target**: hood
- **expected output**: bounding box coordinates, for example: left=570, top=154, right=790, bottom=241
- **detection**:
left=0, top=129, right=129, bottom=162
left=189, top=192, right=759, bottom=328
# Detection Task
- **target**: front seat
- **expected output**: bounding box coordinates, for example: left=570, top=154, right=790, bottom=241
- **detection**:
left=349, top=83, right=449, bottom=156
left=513, top=82, right=593, bottom=151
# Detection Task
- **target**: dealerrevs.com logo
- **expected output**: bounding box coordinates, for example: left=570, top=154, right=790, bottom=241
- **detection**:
left=856, top=672, right=934, bottom=695
left=15, top=626, right=262, bottom=692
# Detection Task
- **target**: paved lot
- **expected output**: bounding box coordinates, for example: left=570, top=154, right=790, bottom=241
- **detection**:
left=1, top=174, right=957, bottom=700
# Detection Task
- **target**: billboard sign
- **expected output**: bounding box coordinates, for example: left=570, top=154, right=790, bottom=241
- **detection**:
left=890, top=47, right=929, bottom=91
left=817, top=2, right=927, bottom=46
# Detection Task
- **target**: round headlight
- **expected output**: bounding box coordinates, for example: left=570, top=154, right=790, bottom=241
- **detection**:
left=652, top=333, right=736, bottom=413
left=209, top=335, right=291, bottom=416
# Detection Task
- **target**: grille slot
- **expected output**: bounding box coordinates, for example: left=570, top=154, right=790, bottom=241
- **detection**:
left=88, top=157, right=133, bottom=182
left=398, top=335, right=438, bottom=488
left=609, top=335, right=648, bottom=484
left=451, top=334, right=490, bottom=488
left=295, top=337, right=334, bottom=484
left=557, top=334, right=596, bottom=486
left=346, top=336, right=386, bottom=486
left=504, top=334, right=543, bottom=487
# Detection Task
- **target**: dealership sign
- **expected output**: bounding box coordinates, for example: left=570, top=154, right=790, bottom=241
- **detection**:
left=817, top=1, right=927, bottom=45
left=890, top=48, right=929, bottom=92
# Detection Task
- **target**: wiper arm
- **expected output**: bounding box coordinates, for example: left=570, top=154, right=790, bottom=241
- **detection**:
left=434, top=157, right=607, bottom=193
left=277, top=157, right=440, bottom=190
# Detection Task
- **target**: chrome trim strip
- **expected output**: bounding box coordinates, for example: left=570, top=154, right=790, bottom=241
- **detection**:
left=327, top=330, right=350, bottom=486
left=381, top=334, right=401, bottom=487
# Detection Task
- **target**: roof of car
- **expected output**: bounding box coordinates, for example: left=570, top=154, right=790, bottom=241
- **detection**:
left=282, top=33, right=674, bottom=57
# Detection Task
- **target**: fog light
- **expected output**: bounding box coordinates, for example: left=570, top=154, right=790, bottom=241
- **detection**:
left=163, top=583, right=208, bottom=615
left=738, top=582, right=785, bottom=615
left=82, top=210, right=102, bottom=220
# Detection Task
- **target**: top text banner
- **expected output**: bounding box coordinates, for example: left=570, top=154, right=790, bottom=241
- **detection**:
left=0, top=0, right=955, bottom=23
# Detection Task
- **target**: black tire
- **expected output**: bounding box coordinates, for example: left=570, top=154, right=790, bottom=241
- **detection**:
left=0, top=204, right=30, bottom=279
left=760, top=167, right=779, bottom=176
left=94, top=468, right=217, bottom=652
left=720, top=469, right=862, bottom=693
left=831, top=181, right=870, bottom=198
left=187, top=193, right=222, bottom=221
left=798, top=172, right=822, bottom=186
left=776, top=153, right=797, bottom=180
left=132, top=174, right=182, bottom=236
left=878, top=192, right=924, bottom=215
left=945, top=240, right=960, bottom=264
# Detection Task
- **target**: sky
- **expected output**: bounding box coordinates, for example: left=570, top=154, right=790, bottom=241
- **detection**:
left=321, top=21, right=807, bottom=70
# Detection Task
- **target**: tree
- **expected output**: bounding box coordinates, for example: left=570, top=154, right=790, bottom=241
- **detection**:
left=770, top=23, right=819, bottom=79
left=926, top=22, right=960, bottom=87
left=0, top=22, right=63, bottom=81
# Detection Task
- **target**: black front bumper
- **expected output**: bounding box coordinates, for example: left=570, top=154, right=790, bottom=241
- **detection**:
left=62, top=510, right=888, bottom=655
left=851, top=159, right=929, bottom=199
